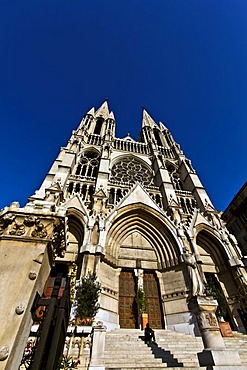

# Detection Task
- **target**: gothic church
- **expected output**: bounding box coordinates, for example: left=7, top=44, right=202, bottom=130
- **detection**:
left=0, top=101, right=246, bottom=369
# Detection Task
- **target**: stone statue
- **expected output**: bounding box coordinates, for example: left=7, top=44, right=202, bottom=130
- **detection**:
left=183, top=248, right=204, bottom=297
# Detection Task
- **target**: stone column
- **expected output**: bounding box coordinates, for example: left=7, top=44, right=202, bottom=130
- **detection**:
left=189, top=296, right=225, bottom=349
left=89, top=321, right=107, bottom=370
left=189, top=296, right=242, bottom=367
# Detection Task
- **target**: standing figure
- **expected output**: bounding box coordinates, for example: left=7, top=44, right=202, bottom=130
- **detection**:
left=183, top=248, right=204, bottom=297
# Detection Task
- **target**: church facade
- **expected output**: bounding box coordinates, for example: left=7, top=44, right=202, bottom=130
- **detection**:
left=0, top=101, right=246, bottom=369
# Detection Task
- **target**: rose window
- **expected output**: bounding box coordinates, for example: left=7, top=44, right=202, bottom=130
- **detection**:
left=110, top=156, right=154, bottom=186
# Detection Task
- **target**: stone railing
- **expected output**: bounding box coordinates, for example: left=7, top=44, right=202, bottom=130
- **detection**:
left=87, top=134, right=103, bottom=146
left=113, top=138, right=149, bottom=154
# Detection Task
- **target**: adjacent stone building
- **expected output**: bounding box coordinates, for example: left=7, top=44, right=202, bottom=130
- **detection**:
left=222, top=181, right=247, bottom=257
left=0, top=101, right=247, bottom=369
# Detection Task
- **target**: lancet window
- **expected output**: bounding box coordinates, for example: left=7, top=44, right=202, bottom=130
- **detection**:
left=75, top=151, right=100, bottom=179
left=67, top=182, right=95, bottom=203
left=110, top=156, right=154, bottom=187
left=94, top=119, right=103, bottom=135
left=153, top=128, right=163, bottom=146
left=166, top=163, right=184, bottom=191
left=108, top=187, right=129, bottom=205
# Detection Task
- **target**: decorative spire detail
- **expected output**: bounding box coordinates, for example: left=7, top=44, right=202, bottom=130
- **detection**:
left=86, top=107, right=95, bottom=116
left=142, top=108, right=159, bottom=128
left=159, top=121, right=169, bottom=131
left=108, top=111, right=115, bottom=120
left=95, top=100, right=110, bottom=119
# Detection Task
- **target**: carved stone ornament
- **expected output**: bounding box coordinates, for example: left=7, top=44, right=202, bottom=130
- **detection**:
left=9, top=220, right=26, bottom=236
left=29, top=271, right=37, bottom=280
left=0, top=213, right=15, bottom=235
left=0, top=345, right=9, bottom=361
left=50, top=219, right=66, bottom=258
left=197, top=312, right=218, bottom=329
left=15, top=303, right=25, bottom=315
left=205, top=312, right=218, bottom=327
left=31, top=218, right=48, bottom=238
left=24, top=215, right=37, bottom=227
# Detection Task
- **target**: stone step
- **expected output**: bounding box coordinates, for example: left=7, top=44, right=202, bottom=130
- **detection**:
left=105, top=356, right=162, bottom=364
left=158, top=342, right=202, bottom=347
left=105, top=365, right=206, bottom=370
left=105, top=328, right=247, bottom=370
left=105, top=365, right=166, bottom=370
left=104, top=353, right=159, bottom=359
left=105, top=363, right=166, bottom=368
left=105, top=342, right=146, bottom=346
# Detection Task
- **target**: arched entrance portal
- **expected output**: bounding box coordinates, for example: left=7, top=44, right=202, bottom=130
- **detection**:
left=119, top=270, right=163, bottom=329
left=105, top=204, right=182, bottom=331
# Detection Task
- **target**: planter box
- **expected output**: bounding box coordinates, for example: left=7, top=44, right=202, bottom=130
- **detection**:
left=141, top=313, right=148, bottom=330
left=219, top=321, right=233, bottom=337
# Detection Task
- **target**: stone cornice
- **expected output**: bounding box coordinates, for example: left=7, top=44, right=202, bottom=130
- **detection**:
left=0, top=207, right=67, bottom=261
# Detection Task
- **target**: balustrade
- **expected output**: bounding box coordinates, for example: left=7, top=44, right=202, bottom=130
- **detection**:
left=87, top=134, right=103, bottom=146
left=113, top=138, right=149, bottom=154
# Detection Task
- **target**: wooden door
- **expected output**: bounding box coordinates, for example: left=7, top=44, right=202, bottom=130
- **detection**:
left=119, top=271, right=137, bottom=328
left=144, top=273, right=163, bottom=328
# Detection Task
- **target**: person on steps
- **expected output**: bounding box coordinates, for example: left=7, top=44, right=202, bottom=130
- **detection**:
left=144, top=323, right=157, bottom=344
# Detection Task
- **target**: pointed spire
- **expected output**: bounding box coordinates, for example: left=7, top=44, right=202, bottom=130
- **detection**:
left=108, top=111, right=115, bottom=120
left=159, top=121, right=169, bottom=131
left=86, top=107, right=95, bottom=116
left=142, top=108, right=159, bottom=128
left=95, top=99, right=110, bottom=119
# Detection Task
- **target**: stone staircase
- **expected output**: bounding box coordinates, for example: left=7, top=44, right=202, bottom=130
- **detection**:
left=104, top=329, right=204, bottom=370
left=104, top=328, right=247, bottom=370
left=224, top=332, right=247, bottom=366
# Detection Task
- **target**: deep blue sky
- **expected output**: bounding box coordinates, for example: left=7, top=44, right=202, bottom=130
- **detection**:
left=0, top=0, right=246, bottom=211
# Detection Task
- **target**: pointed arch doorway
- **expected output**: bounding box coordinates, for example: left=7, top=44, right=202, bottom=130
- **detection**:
left=119, top=270, right=163, bottom=329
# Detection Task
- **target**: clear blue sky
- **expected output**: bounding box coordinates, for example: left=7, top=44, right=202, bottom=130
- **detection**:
left=0, top=0, right=246, bottom=211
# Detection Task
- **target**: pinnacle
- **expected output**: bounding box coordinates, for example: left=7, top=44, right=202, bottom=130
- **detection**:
left=108, top=111, right=115, bottom=120
left=142, top=108, right=159, bottom=128
left=86, top=107, right=95, bottom=115
left=95, top=99, right=110, bottom=119
left=159, top=121, right=169, bottom=131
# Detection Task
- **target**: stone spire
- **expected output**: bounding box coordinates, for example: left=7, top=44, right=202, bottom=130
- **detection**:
left=86, top=107, right=95, bottom=116
left=142, top=108, right=159, bottom=128
left=108, top=111, right=115, bottom=120
left=159, top=121, right=169, bottom=131
left=95, top=100, right=110, bottom=119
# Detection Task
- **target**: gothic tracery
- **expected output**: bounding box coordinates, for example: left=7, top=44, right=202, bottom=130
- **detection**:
left=110, top=156, right=154, bottom=187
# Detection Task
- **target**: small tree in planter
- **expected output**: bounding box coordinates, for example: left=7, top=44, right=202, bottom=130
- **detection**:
left=205, top=275, right=228, bottom=321
left=75, top=272, right=101, bottom=325
left=136, top=288, right=149, bottom=329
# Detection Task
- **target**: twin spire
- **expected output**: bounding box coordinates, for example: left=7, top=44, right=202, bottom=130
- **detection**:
left=86, top=100, right=168, bottom=130
left=86, top=100, right=115, bottom=120
left=142, top=107, right=168, bottom=131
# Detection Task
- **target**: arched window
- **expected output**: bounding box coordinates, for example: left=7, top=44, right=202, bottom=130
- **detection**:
left=94, top=119, right=103, bottom=135
left=109, top=188, right=115, bottom=204
left=154, top=128, right=162, bottom=146
left=75, top=151, right=100, bottom=179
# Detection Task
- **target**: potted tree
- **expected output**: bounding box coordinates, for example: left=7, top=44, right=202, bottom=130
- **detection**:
left=205, top=275, right=232, bottom=337
left=136, top=288, right=149, bottom=329
left=74, top=272, right=101, bottom=330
